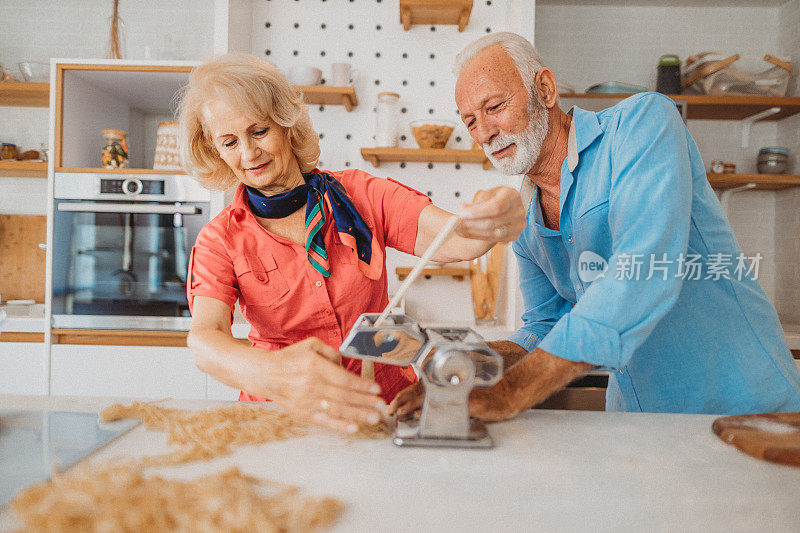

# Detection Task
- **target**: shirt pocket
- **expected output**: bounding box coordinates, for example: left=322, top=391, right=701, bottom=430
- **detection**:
left=574, top=200, right=611, bottom=257
left=234, top=253, right=291, bottom=309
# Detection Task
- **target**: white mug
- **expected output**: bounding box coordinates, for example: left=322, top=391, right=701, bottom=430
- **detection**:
left=331, top=62, right=358, bottom=86
left=286, top=65, right=322, bottom=86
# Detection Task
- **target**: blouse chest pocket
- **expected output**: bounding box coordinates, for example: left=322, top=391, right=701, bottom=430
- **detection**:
left=234, top=253, right=290, bottom=309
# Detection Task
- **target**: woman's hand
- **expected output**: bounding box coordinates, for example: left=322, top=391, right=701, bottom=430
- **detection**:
left=457, top=186, right=525, bottom=243
left=261, top=337, right=386, bottom=433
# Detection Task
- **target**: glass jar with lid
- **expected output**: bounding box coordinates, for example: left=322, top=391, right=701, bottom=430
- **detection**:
left=375, top=92, right=400, bottom=147
left=757, top=147, right=789, bottom=174
left=101, top=129, right=129, bottom=169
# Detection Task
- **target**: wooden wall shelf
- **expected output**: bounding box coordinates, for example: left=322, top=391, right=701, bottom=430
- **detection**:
left=399, top=0, right=473, bottom=31
left=0, top=160, right=47, bottom=178
left=51, top=329, right=188, bottom=347
left=560, top=93, right=800, bottom=121
left=396, top=266, right=471, bottom=281
left=54, top=167, right=186, bottom=174
left=361, top=147, right=491, bottom=169
left=0, top=82, right=49, bottom=107
left=298, top=85, right=358, bottom=111
left=707, top=173, right=800, bottom=190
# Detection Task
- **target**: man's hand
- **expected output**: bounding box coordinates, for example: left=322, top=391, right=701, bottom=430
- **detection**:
left=389, top=347, right=594, bottom=422
left=388, top=380, right=424, bottom=418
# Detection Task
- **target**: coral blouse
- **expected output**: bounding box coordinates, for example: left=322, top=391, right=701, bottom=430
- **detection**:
left=187, top=168, right=431, bottom=403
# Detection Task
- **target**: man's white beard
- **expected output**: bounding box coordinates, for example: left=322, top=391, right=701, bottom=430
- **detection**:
left=483, top=97, right=549, bottom=176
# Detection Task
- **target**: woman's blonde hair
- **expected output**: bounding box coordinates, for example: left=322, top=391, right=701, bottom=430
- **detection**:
left=178, top=53, right=320, bottom=190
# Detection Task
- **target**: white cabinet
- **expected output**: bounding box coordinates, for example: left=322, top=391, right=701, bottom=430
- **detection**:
left=0, top=343, right=46, bottom=395
left=50, top=345, right=206, bottom=399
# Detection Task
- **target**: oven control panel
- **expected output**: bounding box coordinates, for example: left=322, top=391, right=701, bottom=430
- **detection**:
left=100, top=178, right=165, bottom=196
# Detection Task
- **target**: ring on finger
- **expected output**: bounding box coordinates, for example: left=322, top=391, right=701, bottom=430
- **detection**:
left=319, top=399, right=331, bottom=411
left=493, top=225, right=509, bottom=239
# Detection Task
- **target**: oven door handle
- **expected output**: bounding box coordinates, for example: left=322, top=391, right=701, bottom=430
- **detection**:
left=57, top=203, right=202, bottom=215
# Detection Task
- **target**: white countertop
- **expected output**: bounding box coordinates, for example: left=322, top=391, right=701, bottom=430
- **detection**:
left=1, top=395, right=798, bottom=532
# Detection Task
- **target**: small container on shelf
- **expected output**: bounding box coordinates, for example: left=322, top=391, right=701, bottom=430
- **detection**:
left=656, top=54, right=682, bottom=95
left=101, top=129, right=129, bottom=169
left=756, top=147, right=789, bottom=174
left=0, top=143, right=18, bottom=160
left=410, top=120, right=455, bottom=149
left=375, top=92, right=400, bottom=147
left=153, top=121, right=181, bottom=170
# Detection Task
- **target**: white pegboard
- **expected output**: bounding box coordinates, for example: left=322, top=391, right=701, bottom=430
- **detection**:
left=241, top=0, right=526, bottom=328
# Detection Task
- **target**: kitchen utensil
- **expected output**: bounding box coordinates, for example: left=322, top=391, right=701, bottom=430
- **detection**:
left=757, top=147, right=789, bottom=174
left=712, top=412, right=800, bottom=467
left=0, top=410, right=139, bottom=507
left=286, top=65, right=322, bottom=86
left=409, top=119, right=455, bottom=149
left=375, top=91, right=400, bottom=147
left=153, top=121, right=181, bottom=170
left=341, top=313, right=503, bottom=448
left=656, top=54, right=682, bottom=94
left=363, top=215, right=460, bottom=381
left=585, top=81, right=649, bottom=94
left=0, top=215, right=46, bottom=303
left=17, top=61, right=49, bottom=83
left=331, top=62, right=358, bottom=86
left=682, top=52, right=792, bottom=96
left=470, top=243, right=503, bottom=325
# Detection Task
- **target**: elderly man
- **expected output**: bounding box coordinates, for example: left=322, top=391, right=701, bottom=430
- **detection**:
left=392, top=33, right=800, bottom=418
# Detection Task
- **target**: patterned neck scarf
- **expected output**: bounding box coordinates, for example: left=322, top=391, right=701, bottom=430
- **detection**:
left=245, top=171, right=373, bottom=277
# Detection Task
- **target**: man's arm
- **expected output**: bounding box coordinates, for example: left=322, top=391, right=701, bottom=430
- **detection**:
left=488, top=340, right=528, bottom=369
left=469, top=347, right=595, bottom=421
left=389, top=342, right=593, bottom=421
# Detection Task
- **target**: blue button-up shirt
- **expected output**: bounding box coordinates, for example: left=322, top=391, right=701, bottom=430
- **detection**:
left=509, top=92, right=800, bottom=414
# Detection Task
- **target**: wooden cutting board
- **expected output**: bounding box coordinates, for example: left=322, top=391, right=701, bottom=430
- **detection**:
left=0, top=215, right=46, bottom=302
left=712, top=412, right=800, bottom=467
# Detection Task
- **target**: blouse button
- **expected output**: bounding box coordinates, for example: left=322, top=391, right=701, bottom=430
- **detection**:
left=256, top=275, right=265, bottom=282
left=315, top=280, right=323, bottom=287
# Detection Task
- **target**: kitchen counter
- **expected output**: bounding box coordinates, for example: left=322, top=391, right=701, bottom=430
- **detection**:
left=1, top=395, right=798, bottom=532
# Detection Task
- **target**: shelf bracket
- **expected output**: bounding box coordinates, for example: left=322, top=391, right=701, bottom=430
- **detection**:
left=401, top=6, right=412, bottom=30
left=741, top=107, right=780, bottom=148
left=720, top=183, right=757, bottom=213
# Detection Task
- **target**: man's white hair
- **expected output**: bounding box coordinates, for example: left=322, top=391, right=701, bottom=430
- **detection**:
left=453, top=32, right=546, bottom=96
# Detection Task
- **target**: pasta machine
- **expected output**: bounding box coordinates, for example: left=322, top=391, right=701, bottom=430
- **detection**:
left=340, top=313, right=503, bottom=448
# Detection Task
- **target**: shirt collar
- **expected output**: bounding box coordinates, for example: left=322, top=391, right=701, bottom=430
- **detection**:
left=566, top=106, right=603, bottom=172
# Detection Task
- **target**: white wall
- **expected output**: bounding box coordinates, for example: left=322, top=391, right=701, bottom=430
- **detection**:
left=244, top=0, right=523, bottom=327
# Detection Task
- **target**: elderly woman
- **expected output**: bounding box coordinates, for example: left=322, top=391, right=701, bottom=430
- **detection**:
left=179, top=53, right=524, bottom=433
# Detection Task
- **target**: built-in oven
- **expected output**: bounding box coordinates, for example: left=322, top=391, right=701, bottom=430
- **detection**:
left=51, top=173, right=211, bottom=330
